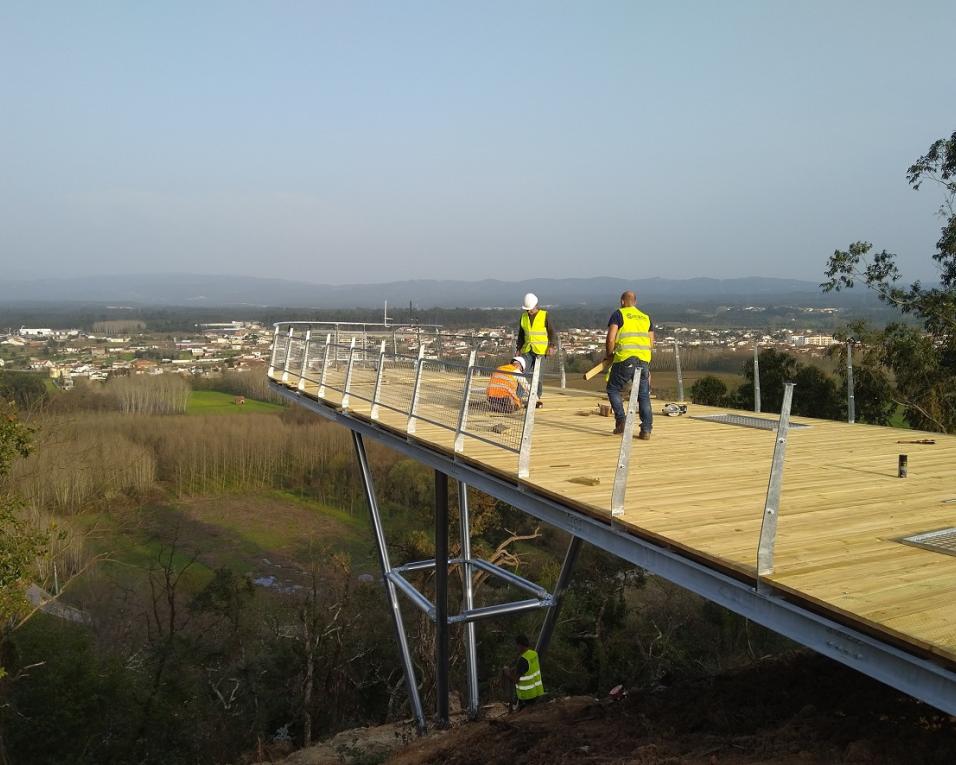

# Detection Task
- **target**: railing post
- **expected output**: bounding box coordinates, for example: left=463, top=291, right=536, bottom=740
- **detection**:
left=370, top=340, right=387, bottom=421
left=753, top=344, right=761, bottom=413
left=317, top=333, right=331, bottom=399
left=341, top=338, right=357, bottom=411
left=407, top=345, right=426, bottom=435
left=610, top=366, right=643, bottom=517
left=517, top=359, right=542, bottom=478
left=674, top=337, right=684, bottom=402
left=454, top=351, right=477, bottom=453
left=267, top=324, right=281, bottom=378
left=756, top=382, right=795, bottom=588
left=392, top=328, right=398, bottom=357
left=847, top=341, right=855, bottom=424
left=558, top=334, right=566, bottom=390
left=297, top=328, right=312, bottom=392
left=281, top=326, right=295, bottom=383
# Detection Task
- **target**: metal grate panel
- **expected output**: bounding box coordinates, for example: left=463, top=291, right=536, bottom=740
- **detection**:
left=690, top=413, right=810, bottom=431
left=899, top=527, right=956, bottom=558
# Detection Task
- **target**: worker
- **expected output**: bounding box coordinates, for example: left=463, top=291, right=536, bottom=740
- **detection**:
left=486, top=356, right=530, bottom=413
left=605, top=291, right=654, bottom=438
left=516, top=293, right=556, bottom=406
left=509, top=634, right=544, bottom=710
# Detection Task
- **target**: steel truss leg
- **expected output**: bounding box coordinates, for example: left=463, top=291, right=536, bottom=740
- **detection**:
left=536, top=535, right=583, bottom=655
left=435, top=470, right=450, bottom=726
left=458, top=482, right=480, bottom=719
left=351, top=432, right=427, bottom=734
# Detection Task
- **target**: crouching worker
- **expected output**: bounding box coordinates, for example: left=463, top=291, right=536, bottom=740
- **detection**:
left=509, top=634, right=544, bottom=710
left=486, top=356, right=530, bottom=413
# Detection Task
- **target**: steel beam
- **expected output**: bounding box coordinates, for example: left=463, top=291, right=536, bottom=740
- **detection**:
left=458, top=482, right=480, bottom=719
left=536, top=535, right=583, bottom=655
left=448, top=598, right=551, bottom=625
left=275, top=383, right=956, bottom=716
left=435, top=470, right=450, bottom=726
left=351, top=432, right=426, bottom=733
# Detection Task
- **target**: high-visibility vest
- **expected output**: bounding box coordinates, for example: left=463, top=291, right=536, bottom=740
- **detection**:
left=515, top=649, right=544, bottom=700
left=520, top=310, right=549, bottom=355
left=613, top=307, right=652, bottom=364
left=487, top=364, right=522, bottom=406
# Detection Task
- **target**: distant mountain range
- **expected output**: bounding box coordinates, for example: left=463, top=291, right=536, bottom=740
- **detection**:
left=0, top=273, right=875, bottom=309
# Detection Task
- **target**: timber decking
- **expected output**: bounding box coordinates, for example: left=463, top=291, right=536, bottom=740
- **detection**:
left=275, top=369, right=956, bottom=669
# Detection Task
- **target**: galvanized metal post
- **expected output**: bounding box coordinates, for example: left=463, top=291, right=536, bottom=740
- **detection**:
left=297, top=328, right=312, bottom=392
left=351, top=432, right=426, bottom=734
left=674, top=338, right=684, bottom=402
left=317, top=333, right=331, bottom=398
left=341, top=338, right=357, bottom=411
left=847, top=341, right=856, bottom=424
left=517, top=361, right=542, bottom=478
left=435, top=470, right=450, bottom=727
left=370, top=340, right=387, bottom=421
left=458, top=482, right=480, bottom=719
left=535, top=535, right=583, bottom=655
left=611, top=366, right=643, bottom=517
left=407, top=345, right=426, bottom=435
left=558, top=334, right=566, bottom=390
left=753, top=344, right=761, bottom=413
left=281, top=326, right=295, bottom=383
left=334, top=326, right=340, bottom=366
left=756, top=383, right=795, bottom=587
left=454, top=351, right=477, bottom=453
left=434, top=327, right=443, bottom=370
left=268, top=324, right=281, bottom=377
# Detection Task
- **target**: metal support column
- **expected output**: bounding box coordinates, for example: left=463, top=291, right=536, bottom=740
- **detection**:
left=458, top=483, right=480, bottom=719
left=297, top=328, right=311, bottom=392
left=756, top=383, right=795, bottom=589
left=370, top=340, right=386, bottom=421
left=341, top=338, right=356, bottom=411
left=454, top=351, right=477, bottom=453
left=317, top=334, right=331, bottom=399
left=847, top=341, right=856, bottom=424
left=351, top=432, right=426, bottom=733
left=558, top=334, right=566, bottom=389
left=611, top=366, right=643, bottom=517
left=536, top=535, right=583, bottom=655
left=674, top=338, right=684, bottom=402
left=435, top=470, right=450, bottom=727
left=407, top=345, right=426, bottom=435
left=753, top=344, right=761, bottom=413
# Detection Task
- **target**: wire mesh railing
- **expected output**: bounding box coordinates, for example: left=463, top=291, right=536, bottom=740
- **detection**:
left=270, top=324, right=541, bottom=477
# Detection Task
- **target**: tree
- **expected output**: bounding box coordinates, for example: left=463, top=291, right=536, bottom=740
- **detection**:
left=689, top=375, right=729, bottom=406
left=823, top=130, right=956, bottom=432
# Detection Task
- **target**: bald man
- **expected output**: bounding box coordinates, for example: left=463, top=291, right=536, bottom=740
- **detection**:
left=604, top=291, right=654, bottom=437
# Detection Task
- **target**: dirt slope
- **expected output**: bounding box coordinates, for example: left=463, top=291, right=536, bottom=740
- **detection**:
left=273, top=653, right=956, bottom=765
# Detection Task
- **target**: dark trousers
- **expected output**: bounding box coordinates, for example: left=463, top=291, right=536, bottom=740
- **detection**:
left=606, top=357, right=652, bottom=432
left=520, top=352, right=545, bottom=397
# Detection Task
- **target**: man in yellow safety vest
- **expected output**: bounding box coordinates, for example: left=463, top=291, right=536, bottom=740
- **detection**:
left=516, top=292, right=556, bottom=406
left=511, top=634, right=544, bottom=709
left=604, top=291, right=654, bottom=438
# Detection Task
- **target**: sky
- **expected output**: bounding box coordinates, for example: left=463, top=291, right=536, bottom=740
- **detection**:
left=1, top=1, right=954, bottom=284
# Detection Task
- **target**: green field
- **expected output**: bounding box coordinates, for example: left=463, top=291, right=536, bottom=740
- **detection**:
left=186, top=389, right=283, bottom=415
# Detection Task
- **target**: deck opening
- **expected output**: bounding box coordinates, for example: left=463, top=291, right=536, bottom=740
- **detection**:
left=898, top=527, right=956, bottom=558
left=690, top=413, right=810, bottom=431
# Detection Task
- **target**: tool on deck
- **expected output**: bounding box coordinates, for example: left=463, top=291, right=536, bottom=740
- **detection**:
left=662, top=402, right=688, bottom=416
left=897, top=439, right=936, bottom=444
left=898, top=454, right=908, bottom=478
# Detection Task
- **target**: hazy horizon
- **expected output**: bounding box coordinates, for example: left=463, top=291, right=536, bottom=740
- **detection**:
left=3, top=2, right=954, bottom=285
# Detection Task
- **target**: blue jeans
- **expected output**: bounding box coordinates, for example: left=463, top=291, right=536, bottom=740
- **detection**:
left=520, top=352, right=545, bottom=397
left=606, top=358, right=652, bottom=432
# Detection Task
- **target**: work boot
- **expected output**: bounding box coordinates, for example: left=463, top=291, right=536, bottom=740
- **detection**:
left=637, top=431, right=651, bottom=440
left=535, top=400, right=543, bottom=409
left=612, top=419, right=626, bottom=435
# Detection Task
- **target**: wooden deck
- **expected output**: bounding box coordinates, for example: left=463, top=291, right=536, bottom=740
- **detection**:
left=278, top=369, right=956, bottom=669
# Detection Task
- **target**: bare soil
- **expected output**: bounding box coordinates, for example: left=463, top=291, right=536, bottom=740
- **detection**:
left=273, top=651, right=956, bottom=765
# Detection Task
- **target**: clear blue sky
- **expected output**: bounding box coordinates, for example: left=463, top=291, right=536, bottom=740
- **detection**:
left=2, top=1, right=953, bottom=284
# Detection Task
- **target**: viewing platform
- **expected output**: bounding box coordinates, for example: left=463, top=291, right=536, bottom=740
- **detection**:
left=267, top=322, right=956, bottom=718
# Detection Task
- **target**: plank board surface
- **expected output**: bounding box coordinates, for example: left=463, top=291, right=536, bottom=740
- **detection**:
left=274, top=367, right=956, bottom=667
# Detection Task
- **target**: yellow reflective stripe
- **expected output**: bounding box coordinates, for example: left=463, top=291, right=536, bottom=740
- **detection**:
left=618, top=332, right=651, bottom=338
left=519, top=670, right=541, bottom=681
left=517, top=681, right=543, bottom=691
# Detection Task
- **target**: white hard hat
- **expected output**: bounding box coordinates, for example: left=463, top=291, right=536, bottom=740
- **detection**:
left=511, top=356, right=526, bottom=369
left=522, top=293, right=539, bottom=311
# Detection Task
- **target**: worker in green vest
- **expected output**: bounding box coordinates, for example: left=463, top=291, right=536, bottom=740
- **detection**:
left=511, top=634, right=544, bottom=709
left=516, top=293, right=556, bottom=405
left=605, top=290, right=654, bottom=438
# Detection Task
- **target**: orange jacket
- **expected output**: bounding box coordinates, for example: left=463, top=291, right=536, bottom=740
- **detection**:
left=486, top=363, right=523, bottom=407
